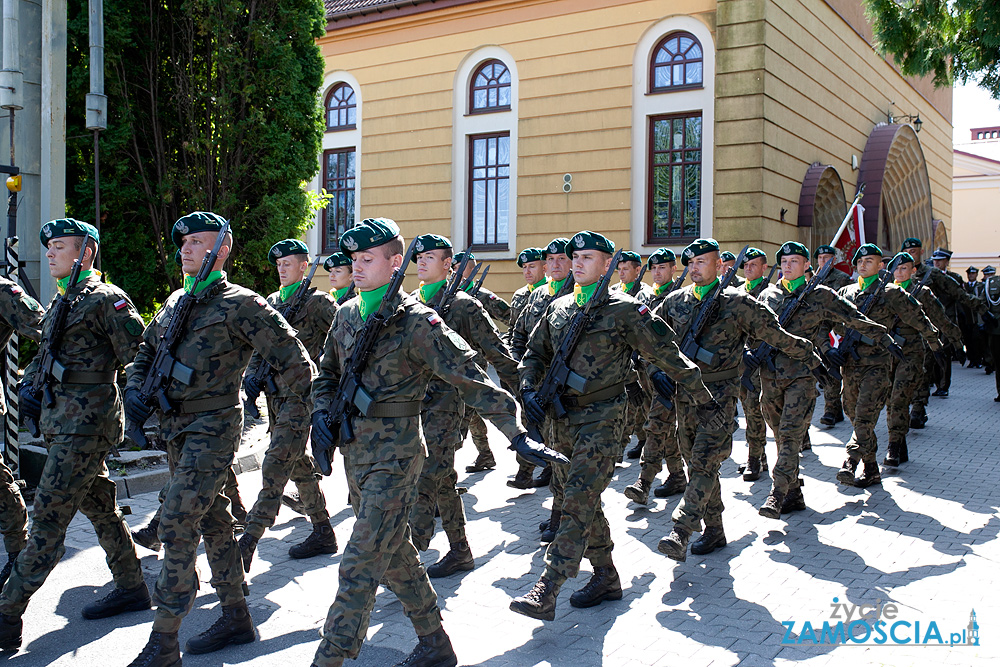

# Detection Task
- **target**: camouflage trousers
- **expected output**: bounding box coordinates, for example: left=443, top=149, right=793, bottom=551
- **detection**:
left=842, top=363, right=892, bottom=463
left=410, top=409, right=467, bottom=550
left=0, top=434, right=142, bottom=617
left=638, top=395, right=682, bottom=486
left=152, top=430, right=244, bottom=633
left=887, top=344, right=925, bottom=443
left=461, top=410, right=491, bottom=456
left=761, top=375, right=817, bottom=495
left=147, top=465, right=242, bottom=527
left=314, top=449, right=440, bottom=664
left=543, top=412, right=623, bottom=585
left=0, top=460, right=26, bottom=554
left=671, top=390, right=739, bottom=534
left=818, top=369, right=843, bottom=417
left=245, top=396, right=329, bottom=540
left=622, top=380, right=650, bottom=450
left=739, top=369, right=767, bottom=458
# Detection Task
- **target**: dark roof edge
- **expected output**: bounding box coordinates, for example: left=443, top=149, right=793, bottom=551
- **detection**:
left=326, top=0, right=487, bottom=31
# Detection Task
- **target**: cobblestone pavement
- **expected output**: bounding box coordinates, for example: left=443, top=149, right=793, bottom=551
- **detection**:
left=4, top=364, right=998, bottom=666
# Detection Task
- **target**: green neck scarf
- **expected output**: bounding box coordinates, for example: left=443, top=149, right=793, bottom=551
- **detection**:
left=622, top=281, right=636, bottom=294
left=574, top=281, right=599, bottom=307
left=859, top=274, right=879, bottom=291
left=745, top=276, right=764, bottom=292
left=333, top=285, right=352, bottom=301
left=781, top=276, right=806, bottom=293
left=418, top=279, right=447, bottom=304
left=279, top=280, right=302, bottom=303
left=56, top=268, right=99, bottom=295
left=183, top=271, right=225, bottom=295
left=548, top=277, right=568, bottom=296
left=896, top=278, right=912, bottom=291
left=654, top=281, right=672, bottom=296
left=693, top=278, right=719, bottom=301
left=359, top=283, right=390, bottom=321
left=529, top=277, right=547, bottom=292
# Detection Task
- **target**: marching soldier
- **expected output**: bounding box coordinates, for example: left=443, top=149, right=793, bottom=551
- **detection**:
left=613, top=250, right=653, bottom=461
left=238, top=240, right=337, bottom=572
left=737, top=247, right=771, bottom=481
left=511, top=231, right=717, bottom=620
left=325, top=252, right=355, bottom=303
left=308, top=218, right=562, bottom=667
left=506, top=247, right=547, bottom=349
left=983, top=268, right=1000, bottom=400
left=452, top=251, right=511, bottom=323
left=720, top=251, right=745, bottom=288
left=0, top=220, right=148, bottom=652
left=753, top=242, right=891, bottom=517
left=408, top=233, right=519, bottom=578
left=985, top=266, right=997, bottom=375
left=0, top=276, right=43, bottom=587
left=653, top=239, right=822, bottom=562
left=813, top=244, right=854, bottom=426
left=834, top=244, right=940, bottom=488
left=124, top=212, right=314, bottom=666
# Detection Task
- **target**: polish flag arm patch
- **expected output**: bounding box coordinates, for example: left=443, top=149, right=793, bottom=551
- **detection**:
left=427, top=314, right=442, bottom=326
left=114, top=298, right=128, bottom=311
left=10, top=286, right=21, bottom=295
left=637, top=304, right=649, bottom=315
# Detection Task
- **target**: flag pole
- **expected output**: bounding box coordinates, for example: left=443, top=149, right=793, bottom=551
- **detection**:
left=829, top=183, right=866, bottom=246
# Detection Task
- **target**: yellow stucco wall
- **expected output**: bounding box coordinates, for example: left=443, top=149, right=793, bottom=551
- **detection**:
left=951, top=151, right=1000, bottom=277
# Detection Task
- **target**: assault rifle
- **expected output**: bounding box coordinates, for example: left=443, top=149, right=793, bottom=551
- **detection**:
left=244, top=255, right=322, bottom=419
left=834, top=254, right=905, bottom=366
left=887, top=261, right=933, bottom=346
left=741, top=258, right=837, bottom=391
left=312, top=237, right=419, bottom=475
left=469, top=265, right=490, bottom=298
left=678, top=245, right=749, bottom=366
left=336, top=282, right=356, bottom=305
left=626, top=264, right=648, bottom=297
left=24, top=238, right=90, bottom=438
left=438, top=248, right=478, bottom=316
left=523, top=250, right=623, bottom=442
left=125, top=222, right=231, bottom=447
left=759, top=263, right=779, bottom=292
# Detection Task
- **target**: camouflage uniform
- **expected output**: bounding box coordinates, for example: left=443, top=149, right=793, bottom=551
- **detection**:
left=738, top=277, right=771, bottom=463
left=126, top=277, right=313, bottom=633
left=462, top=285, right=512, bottom=457
left=473, top=285, right=511, bottom=324
left=836, top=281, right=939, bottom=465
left=311, top=291, right=525, bottom=664
left=655, top=285, right=818, bottom=534
left=614, top=281, right=654, bottom=452
left=409, top=288, right=518, bottom=552
left=0, top=274, right=145, bottom=618
left=816, top=266, right=854, bottom=421
left=912, top=263, right=972, bottom=399
left=520, top=290, right=711, bottom=584
left=506, top=284, right=534, bottom=348
left=242, top=287, right=335, bottom=541
left=0, top=278, right=43, bottom=562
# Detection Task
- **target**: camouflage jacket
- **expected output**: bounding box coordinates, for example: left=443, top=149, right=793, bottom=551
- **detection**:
left=836, top=281, right=939, bottom=366
left=24, top=275, right=145, bottom=439
left=246, top=287, right=337, bottom=398
left=473, top=285, right=511, bottom=323
left=520, top=291, right=712, bottom=425
left=821, top=267, right=855, bottom=291
left=743, top=277, right=772, bottom=299
left=914, top=263, right=974, bottom=318
left=312, top=292, right=523, bottom=464
left=909, top=285, right=962, bottom=349
left=414, top=288, right=519, bottom=413
left=506, top=283, right=534, bottom=347
left=510, top=281, right=562, bottom=361
left=613, top=281, right=655, bottom=304
left=127, top=278, right=314, bottom=441
left=757, top=283, right=891, bottom=380
left=655, top=285, right=819, bottom=401
left=0, top=277, right=44, bottom=413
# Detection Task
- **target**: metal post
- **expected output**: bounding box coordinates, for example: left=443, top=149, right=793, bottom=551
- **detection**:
left=87, top=0, right=106, bottom=273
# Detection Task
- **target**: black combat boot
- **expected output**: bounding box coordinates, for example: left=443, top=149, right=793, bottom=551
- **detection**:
left=569, top=565, right=623, bottom=608
left=690, top=526, right=727, bottom=555
left=132, top=519, right=161, bottom=552
left=393, top=626, right=458, bottom=667
left=426, top=540, right=474, bottom=578
left=854, top=460, right=882, bottom=488
left=281, top=491, right=305, bottom=515
left=82, top=582, right=152, bottom=619
left=238, top=533, right=259, bottom=572
left=742, top=455, right=764, bottom=481
left=653, top=473, right=687, bottom=498
left=836, top=457, right=859, bottom=485
left=288, top=521, right=338, bottom=559
left=623, top=478, right=651, bottom=505
left=185, top=599, right=256, bottom=654
left=657, top=526, right=691, bottom=562
left=899, top=436, right=909, bottom=463
left=759, top=491, right=785, bottom=519
left=0, top=551, right=19, bottom=588
left=932, top=387, right=949, bottom=397
left=781, top=486, right=806, bottom=514
left=539, top=510, right=561, bottom=543
left=506, top=469, right=533, bottom=490
left=820, top=409, right=843, bottom=426
left=909, top=406, right=927, bottom=429
left=0, top=613, right=21, bottom=652
left=531, top=466, right=552, bottom=488
left=509, top=577, right=561, bottom=621
left=465, top=451, right=496, bottom=473
left=883, top=442, right=902, bottom=467
left=127, top=631, right=180, bottom=667
left=625, top=439, right=645, bottom=460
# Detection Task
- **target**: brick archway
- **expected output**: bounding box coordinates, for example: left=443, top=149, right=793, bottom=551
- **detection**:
left=797, top=162, right=847, bottom=250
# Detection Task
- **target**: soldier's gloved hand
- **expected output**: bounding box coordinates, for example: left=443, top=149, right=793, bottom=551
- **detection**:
left=124, top=388, right=153, bottom=425
left=521, top=390, right=546, bottom=424
left=887, top=341, right=905, bottom=361
left=509, top=432, right=569, bottom=468
left=650, top=370, right=676, bottom=402
left=243, top=375, right=264, bottom=403
left=696, top=398, right=729, bottom=432
left=625, top=381, right=645, bottom=407
left=310, top=410, right=336, bottom=452
left=742, top=349, right=761, bottom=373
left=824, top=347, right=846, bottom=368
left=17, top=383, right=41, bottom=423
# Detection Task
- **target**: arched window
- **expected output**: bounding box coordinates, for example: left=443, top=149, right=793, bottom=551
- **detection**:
left=650, top=32, right=703, bottom=92
left=326, top=82, right=357, bottom=131
left=470, top=59, right=511, bottom=113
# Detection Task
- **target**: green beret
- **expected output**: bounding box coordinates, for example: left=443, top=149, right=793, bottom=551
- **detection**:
left=268, top=239, right=309, bottom=265
left=775, top=241, right=809, bottom=263
left=814, top=244, right=837, bottom=258
left=411, top=234, right=453, bottom=263
left=566, top=230, right=615, bottom=258
left=681, top=238, right=721, bottom=266
left=983, top=266, right=996, bottom=275
left=647, top=248, right=676, bottom=268
left=852, top=243, right=883, bottom=264
left=517, top=247, right=545, bottom=267
left=339, top=217, right=401, bottom=257
left=452, top=251, right=475, bottom=266
left=720, top=251, right=736, bottom=263
left=901, top=237, right=922, bottom=250
left=545, top=238, right=570, bottom=256
left=893, top=251, right=915, bottom=266
left=323, top=253, right=352, bottom=271
left=618, top=250, right=642, bottom=265
left=742, top=247, right=766, bottom=267
left=40, top=218, right=99, bottom=247
left=967, top=266, right=979, bottom=274
left=171, top=211, right=228, bottom=248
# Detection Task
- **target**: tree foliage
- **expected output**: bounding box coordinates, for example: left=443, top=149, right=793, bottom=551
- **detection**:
left=865, top=0, right=1000, bottom=99
left=65, top=0, right=327, bottom=313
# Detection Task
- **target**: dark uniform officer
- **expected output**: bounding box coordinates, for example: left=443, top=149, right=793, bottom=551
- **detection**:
left=125, top=212, right=314, bottom=666
left=737, top=247, right=771, bottom=481
left=982, top=270, right=1000, bottom=399
left=0, top=220, right=148, bottom=652
left=813, top=244, right=854, bottom=426
left=984, top=266, right=998, bottom=374
left=238, top=240, right=336, bottom=572
left=963, top=266, right=987, bottom=368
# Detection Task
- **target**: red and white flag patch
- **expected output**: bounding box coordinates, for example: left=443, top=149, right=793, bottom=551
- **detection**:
left=114, top=298, right=128, bottom=311
left=427, top=314, right=442, bottom=327
left=9, top=286, right=21, bottom=295
left=637, top=304, right=649, bottom=315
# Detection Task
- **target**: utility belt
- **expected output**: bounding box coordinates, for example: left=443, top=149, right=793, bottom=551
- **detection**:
left=362, top=400, right=423, bottom=418
left=179, top=392, right=241, bottom=414
left=560, top=381, right=626, bottom=408
left=701, top=367, right=740, bottom=383
left=53, top=367, right=118, bottom=385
